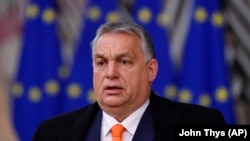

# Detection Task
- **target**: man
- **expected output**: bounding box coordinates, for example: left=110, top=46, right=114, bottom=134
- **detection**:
left=33, top=22, right=226, bottom=141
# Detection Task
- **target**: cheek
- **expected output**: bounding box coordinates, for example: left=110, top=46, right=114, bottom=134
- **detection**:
left=93, top=70, right=104, bottom=79
left=122, top=70, right=143, bottom=87
left=128, top=70, right=149, bottom=90
left=93, top=75, right=103, bottom=101
left=93, top=72, right=103, bottom=88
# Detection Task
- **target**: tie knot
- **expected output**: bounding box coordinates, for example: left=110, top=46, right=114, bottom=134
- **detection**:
left=111, top=124, right=126, bottom=137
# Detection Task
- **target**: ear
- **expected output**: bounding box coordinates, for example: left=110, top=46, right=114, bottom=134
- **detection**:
left=147, top=59, right=158, bottom=82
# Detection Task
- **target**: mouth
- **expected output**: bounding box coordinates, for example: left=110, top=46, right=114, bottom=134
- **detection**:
left=104, top=86, right=123, bottom=94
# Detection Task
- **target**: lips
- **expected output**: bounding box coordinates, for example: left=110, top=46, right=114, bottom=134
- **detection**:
left=104, top=85, right=123, bottom=94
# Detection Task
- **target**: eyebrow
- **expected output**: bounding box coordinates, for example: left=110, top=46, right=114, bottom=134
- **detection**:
left=94, top=52, right=135, bottom=60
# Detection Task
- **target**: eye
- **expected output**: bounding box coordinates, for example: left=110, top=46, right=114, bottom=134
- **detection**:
left=121, top=60, right=129, bottom=65
left=119, top=59, right=132, bottom=67
left=97, top=61, right=105, bottom=66
left=95, top=59, right=107, bottom=68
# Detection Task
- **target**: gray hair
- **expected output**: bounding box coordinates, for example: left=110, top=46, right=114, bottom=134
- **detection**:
left=90, top=22, right=155, bottom=61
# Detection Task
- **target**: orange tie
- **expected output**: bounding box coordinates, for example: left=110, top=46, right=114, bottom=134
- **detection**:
left=111, top=124, right=126, bottom=141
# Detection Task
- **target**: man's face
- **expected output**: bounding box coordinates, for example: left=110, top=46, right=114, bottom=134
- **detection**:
left=92, top=32, right=157, bottom=118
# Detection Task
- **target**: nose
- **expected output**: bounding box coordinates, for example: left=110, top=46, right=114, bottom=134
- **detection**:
left=105, top=62, right=118, bottom=80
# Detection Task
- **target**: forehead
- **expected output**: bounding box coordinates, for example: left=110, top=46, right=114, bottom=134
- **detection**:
left=97, top=32, right=140, bottom=44
left=94, top=32, right=142, bottom=54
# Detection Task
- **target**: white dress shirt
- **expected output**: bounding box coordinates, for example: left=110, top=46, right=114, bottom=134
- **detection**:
left=101, top=99, right=150, bottom=141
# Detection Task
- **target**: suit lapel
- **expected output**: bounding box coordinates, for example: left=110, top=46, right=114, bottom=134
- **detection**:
left=132, top=105, right=154, bottom=141
left=59, top=103, right=100, bottom=141
left=149, top=92, right=181, bottom=141
left=84, top=110, right=102, bottom=141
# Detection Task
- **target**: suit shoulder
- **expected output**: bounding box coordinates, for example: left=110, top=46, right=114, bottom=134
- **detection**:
left=171, top=102, right=225, bottom=124
left=151, top=94, right=226, bottom=124
left=43, top=103, right=98, bottom=126
left=174, top=102, right=226, bottom=124
left=33, top=103, right=99, bottom=137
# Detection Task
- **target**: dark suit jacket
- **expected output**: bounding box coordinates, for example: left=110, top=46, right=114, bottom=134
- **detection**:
left=32, top=91, right=226, bottom=141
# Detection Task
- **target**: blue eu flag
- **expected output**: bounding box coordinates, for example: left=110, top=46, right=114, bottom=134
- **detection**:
left=12, top=0, right=64, bottom=140
left=132, top=0, right=175, bottom=98
left=63, top=0, right=122, bottom=112
left=177, top=0, right=235, bottom=124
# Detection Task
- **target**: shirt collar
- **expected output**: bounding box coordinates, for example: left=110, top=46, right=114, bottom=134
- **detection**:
left=102, top=99, right=150, bottom=136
